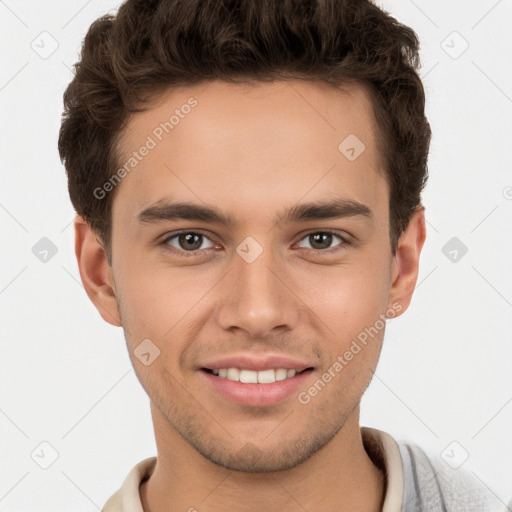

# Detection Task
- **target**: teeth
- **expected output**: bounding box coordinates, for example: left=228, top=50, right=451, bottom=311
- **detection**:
left=275, top=368, right=288, bottom=381
left=227, top=368, right=240, bottom=381
left=211, top=368, right=299, bottom=383
left=257, top=369, right=276, bottom=384
left=240, top=369, right=258, bottom=383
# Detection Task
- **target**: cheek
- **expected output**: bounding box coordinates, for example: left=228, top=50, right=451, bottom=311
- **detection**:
left=114, top=259, right=217, bottom=342
left=299, top=254, right=391, bottom=337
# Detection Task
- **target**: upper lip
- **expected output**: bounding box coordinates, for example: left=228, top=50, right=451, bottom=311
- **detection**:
left=200, top=354, right=314, bottom=372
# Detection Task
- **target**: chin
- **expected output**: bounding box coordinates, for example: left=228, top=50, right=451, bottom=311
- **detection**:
left=190, top=428, right=340, bottom=473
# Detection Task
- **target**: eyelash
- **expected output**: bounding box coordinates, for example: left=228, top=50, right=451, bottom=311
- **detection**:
left=160, top=229, right=350, bottom=258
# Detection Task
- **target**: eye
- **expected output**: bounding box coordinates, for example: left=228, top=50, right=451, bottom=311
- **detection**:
left=160, top=229, right=350, bottom=258
left=296, top=230, right=348, bottom=252
left=162, top=231, right=217, bottom=255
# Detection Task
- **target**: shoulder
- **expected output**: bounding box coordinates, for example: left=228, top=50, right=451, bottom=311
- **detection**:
left=397, top=440, right=507, bottom=512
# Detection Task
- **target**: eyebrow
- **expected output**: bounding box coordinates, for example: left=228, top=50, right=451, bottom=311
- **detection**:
left=137, top=197, right=373, bottom=227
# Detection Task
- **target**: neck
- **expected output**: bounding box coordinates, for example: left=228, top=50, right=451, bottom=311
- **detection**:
left=140, top=403, right=385, bottom=512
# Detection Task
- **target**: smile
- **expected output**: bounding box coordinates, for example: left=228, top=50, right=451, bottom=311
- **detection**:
left=201, top=367, right=314, bottom=407
left=205, top=367, right=308, bottom=384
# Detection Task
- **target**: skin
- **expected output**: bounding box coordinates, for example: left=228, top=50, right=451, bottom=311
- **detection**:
left=75, top=79, right=426, bottom=511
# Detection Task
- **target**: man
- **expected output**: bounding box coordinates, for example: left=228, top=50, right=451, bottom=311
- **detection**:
left=58, top=0, right=507, bottom=510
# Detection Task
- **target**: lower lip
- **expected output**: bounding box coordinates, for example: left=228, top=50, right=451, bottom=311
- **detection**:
left=200, top=369, right=314, bottom=407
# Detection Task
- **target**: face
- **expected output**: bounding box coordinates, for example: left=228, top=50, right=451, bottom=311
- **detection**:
left=101, top=79, right=405, bottom=472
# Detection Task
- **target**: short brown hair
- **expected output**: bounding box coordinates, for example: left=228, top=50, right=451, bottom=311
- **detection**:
left=58, top=0, right=431, bottom=263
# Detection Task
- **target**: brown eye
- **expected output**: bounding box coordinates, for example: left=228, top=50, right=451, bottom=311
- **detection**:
left=163, top=231, right=215, bottom=253
left=297, top=231, right=347, bottom=251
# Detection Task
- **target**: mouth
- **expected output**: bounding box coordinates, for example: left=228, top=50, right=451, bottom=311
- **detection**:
left=200, top=366, right=315, bottom=407
left=202, top=367, right=314, bottom=384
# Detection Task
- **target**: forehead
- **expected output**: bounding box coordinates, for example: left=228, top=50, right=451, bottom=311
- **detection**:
left=114, top=79, right=388, bottom=223
left=120, top=78, right=381, bottom=156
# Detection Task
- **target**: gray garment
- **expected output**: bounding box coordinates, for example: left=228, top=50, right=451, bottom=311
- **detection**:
left=397, top=441, right=510, bottom=512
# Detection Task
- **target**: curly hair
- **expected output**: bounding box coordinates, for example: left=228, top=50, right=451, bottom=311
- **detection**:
left=58, top=0, right=431, bottom=263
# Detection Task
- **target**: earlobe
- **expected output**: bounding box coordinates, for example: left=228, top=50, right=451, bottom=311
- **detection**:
left=74, top=216, right=122, bottom=327
left=387, top=206, right=427, bottom=316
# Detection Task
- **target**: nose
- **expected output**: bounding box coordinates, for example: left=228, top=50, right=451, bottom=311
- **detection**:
left=216, top=242, right=300, bottom=339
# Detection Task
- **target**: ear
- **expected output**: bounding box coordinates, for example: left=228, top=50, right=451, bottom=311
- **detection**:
left=74, top=216, right=122, bottom=327
left=387, top=206, right=427, bottom=316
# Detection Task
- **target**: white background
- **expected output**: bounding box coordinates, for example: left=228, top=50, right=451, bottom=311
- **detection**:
left=1, top=0, right=511, bottom=510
